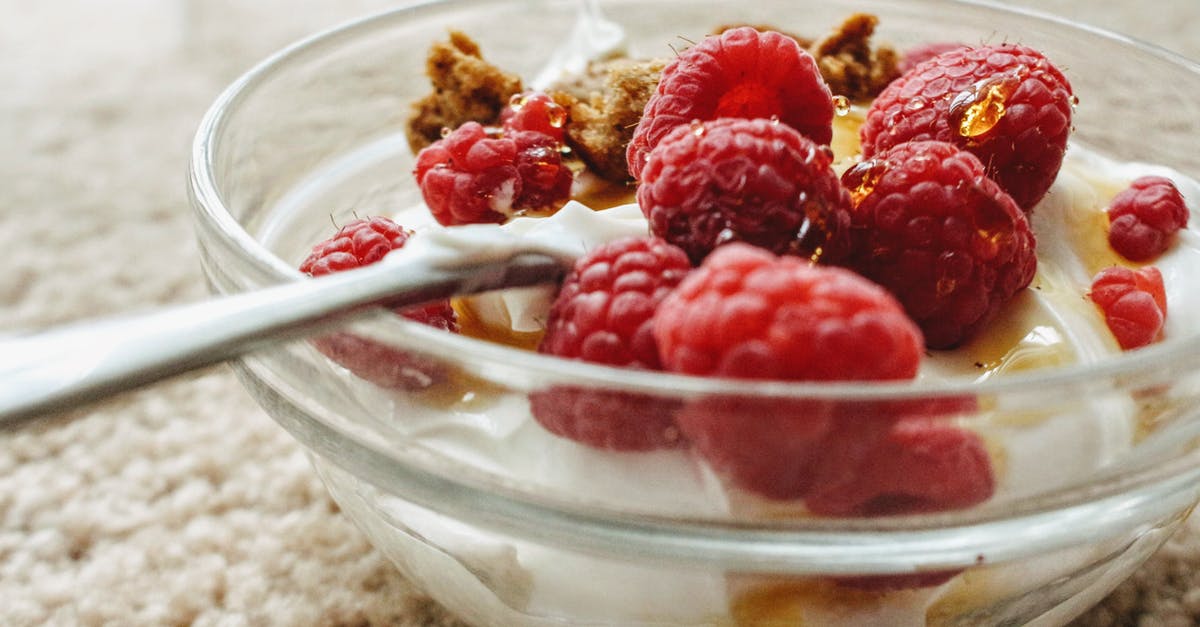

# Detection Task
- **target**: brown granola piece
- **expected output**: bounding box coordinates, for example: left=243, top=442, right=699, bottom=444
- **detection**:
left=550, top=57, right=667, bottom=183
left=405, top=31, right=523, bottom=153
left=810, top=13, right=900, bottom=101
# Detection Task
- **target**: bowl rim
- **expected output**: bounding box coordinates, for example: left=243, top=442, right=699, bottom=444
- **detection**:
left=190, top=0, right=1200, bottom=568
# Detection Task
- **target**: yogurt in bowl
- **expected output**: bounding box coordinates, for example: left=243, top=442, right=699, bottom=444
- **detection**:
left=189, top=1, right=1200, bottom=625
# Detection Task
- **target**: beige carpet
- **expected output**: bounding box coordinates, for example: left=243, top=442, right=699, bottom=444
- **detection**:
left=2, top=1, right=1198, bottom=625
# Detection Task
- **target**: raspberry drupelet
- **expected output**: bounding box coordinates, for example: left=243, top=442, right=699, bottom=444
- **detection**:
left=298, top=217, right=458, bottom=389
left=627, top=26, right=834, bottom=179
left=531, top=236, right=693, bottom=450
left=860, top=43, right=1074, bottom=211
left=1107, top=175, right=1190, bottom=262
left=843, top=140, right=1037, bottom=349
left=636, top=117, right=854, bottom=265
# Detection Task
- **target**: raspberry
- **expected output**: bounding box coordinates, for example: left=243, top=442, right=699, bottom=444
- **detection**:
left=656, top=244, right=927, bottom=498
left=1089, top=266, right=1167, bottom=350
left=532, top=236, right=693, bottom=450
left=805, top=417, right=995, bottom=517
left=636, top=117, right=854, bottom=265
left=299, top=217, right=458, bottom=388
left=860, top=44, right=1074, bottom=211
left=843, top=140, right=1037, bottom=349
left=1107, top=176, right=1190, bottom=262
left=414, top=122, right=571, bottom=226
left=627, top=27, right=834, bottom=179
left=501, top=92, right=568, bottom=144
left=510, top=129, right=574, bottom=210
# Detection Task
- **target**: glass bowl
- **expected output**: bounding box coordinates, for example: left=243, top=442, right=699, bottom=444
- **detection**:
left=188, top=0, right=1200, bottom=625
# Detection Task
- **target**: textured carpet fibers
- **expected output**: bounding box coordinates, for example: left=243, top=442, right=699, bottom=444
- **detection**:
left=2, top=1, right=1198, bottom=625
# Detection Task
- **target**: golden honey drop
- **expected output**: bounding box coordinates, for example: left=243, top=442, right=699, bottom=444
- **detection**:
left=948, top=73, right=1021, bottom=141
left=841, top=158, right=888, bottom=205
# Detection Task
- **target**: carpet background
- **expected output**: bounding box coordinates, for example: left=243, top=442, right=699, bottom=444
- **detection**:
left=2, top=1, right=1198, bottom=625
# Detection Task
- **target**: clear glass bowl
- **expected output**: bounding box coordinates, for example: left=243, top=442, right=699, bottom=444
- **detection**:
left=189, top=1, right=1200, bottom=625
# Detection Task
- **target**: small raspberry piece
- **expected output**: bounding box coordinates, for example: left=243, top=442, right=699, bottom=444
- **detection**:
left=501, top=92, right=568, bottom=144
left=299, top=217, right=458, bottom=388
left=843, top=140, right=1037, bottom=349
left=510, top=129, right=574, bottom=211
left=1107, top=176, right=1190, bottom=262
left=414, top=122, right=571, bottom=226
left=636, top=117, right=853, bottom=265
left=1089, top=266, right=1167, bottom=350
left=627, top=27, right=834, bottom=179
left=532, top=236, right=693, bottom=450
left=860, top=44, right=1073, bottom=211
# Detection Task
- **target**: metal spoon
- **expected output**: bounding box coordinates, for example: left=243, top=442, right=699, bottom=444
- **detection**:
left=0, top=253, right=563, bottom=427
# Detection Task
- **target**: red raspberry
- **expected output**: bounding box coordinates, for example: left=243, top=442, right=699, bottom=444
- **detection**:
left=299, top=217, right=458, bottom=388
left=501, top=92, right=568, bottom=144
left=532, top=236, right=693, bottom=450
left=510, top=129, right=574, bottom=210
left=1107, top=176, right=1190, bottom=262
left=414, top=122, right=571, bottom=226
left=627, top=27, right=834, bottom=179
left=860, top=44, right=1074, bottom=211
left=843, top=140, right=1037, bottom=349
left=636, top=117, right=853, bottom=265
left=806, top=417, right=995, bottom=517
left=1089, top=266, right=1167, bottom=350
left=656, top=244, right=926, bottom=499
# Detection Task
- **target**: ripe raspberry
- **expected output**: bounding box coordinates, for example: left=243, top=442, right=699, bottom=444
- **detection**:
left=627, top=27, right=834, bottom=179
left=843, top=140, right=1037, bottom=349
left=860, top=44, right=1074, bottom=211
left=1107, top=176, right=1190, bottom=262
left=414, top=122, right=571, bottom=226
left=510, top=129, right=574, bottom=210
left=532, top=236, right=693, bottom=450
left=1089, top=266, right=1167, bottom=350
left=656, top=244, right=926, bottom=499
left=805, top=417, right=995, bottom=517
left=501, top=92, right=568, bottom=144
left=299, top=217, right=458, bottom=389
left=636, top=117, right=854, bottom=265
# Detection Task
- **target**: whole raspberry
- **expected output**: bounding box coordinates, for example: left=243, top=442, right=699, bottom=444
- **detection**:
left=860, top=44, right=1073, bottom=211
left=1089, top=266, right=1167, bottom=350
left=532, top=236, right=692, bottom=450
left=627, top=27, right=834, bottom=179
left=843, top=140, right=1037, bottom=349
left=299, top=217, right=458, bottom=388
left=414, top=122, right=571, bottom=226
left=501, top=92, right=568, bottom=144
left=636, top=117, right=853, bottom=265
left=655, top=244, right=926, bottom=499
left=1107, top=176, right=1190, bottom=262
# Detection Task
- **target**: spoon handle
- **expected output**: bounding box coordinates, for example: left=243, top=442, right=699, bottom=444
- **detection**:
left=0, top=253, right=563, bottom=427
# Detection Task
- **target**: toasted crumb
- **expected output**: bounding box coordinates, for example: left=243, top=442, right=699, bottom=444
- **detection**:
left=550, top=57, right=667, bottom=183
left=405, top=31, right=523, bottom=153
left=810, top=13, right=900, bottom=101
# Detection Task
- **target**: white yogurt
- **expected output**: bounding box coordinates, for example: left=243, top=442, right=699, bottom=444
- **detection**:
left=374, top=145, right=1200, bottom=625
